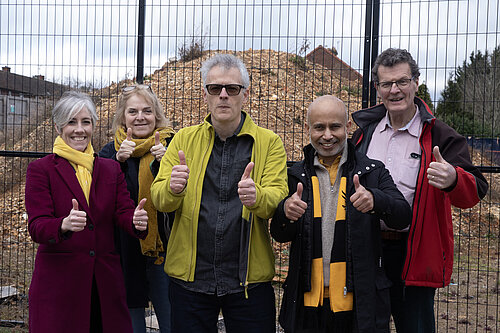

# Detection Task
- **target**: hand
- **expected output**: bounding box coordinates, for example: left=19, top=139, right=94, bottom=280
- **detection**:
left=238, top=162, right=257, bottom=207
left=427, top=146, right=457, bottom=190
left=170, top=150, right=190, bottom=194
left=133, top=198, right=148, bottom=231
left=350, top=174, right=374, bottom=213
left=284, top=182, right=308, bottom=221
left=116, top=128, right=136, bottom=162
left=61, top=199, right=87, bottom=232
left=150, top=131, right=166, bottom=162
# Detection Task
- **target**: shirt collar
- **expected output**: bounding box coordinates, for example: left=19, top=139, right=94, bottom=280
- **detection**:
left=210, top=112, right=246, bottom=140
left=380, top=105, right=421, bottom=138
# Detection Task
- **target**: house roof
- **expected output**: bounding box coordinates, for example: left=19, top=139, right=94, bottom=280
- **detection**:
left=0, top=68, right=67, bottom=97
left=306, top=45, right=363, bottom=81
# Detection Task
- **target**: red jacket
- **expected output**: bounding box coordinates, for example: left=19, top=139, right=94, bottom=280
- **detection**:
left=25, top=154, right=147, bottom=332
left=352, top=98, right=488, bottom=288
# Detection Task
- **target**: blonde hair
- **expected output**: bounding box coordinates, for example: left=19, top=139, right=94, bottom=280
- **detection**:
left=112, top=84, right=171, bottom=134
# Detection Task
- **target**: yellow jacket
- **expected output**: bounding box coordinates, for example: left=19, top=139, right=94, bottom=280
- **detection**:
left=151, top=112, right=288, bottom=286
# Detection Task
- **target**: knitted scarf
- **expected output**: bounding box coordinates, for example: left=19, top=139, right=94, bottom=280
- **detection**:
left=114, top=126, right=175, bottom=264
left=53, top=136, right=94, bottom=204
left=304, top=170, right=353, bottom=327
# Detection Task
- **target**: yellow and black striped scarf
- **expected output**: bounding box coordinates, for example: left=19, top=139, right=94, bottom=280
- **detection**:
left=304, top=175, right=353, bottom=313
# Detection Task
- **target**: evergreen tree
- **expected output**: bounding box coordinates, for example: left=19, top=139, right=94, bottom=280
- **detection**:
left=436, top=46, right=500, bottom=137
left=416, top=83, right=434, bottom=112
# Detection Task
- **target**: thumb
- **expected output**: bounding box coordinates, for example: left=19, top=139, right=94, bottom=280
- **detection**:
left=126, top=127, right=133, bottom=141
left=433, top=146, right=445, bottom=163
left=136, top=198, right=147, bottom=211
left=353, top=174, right=360, bottom=190
left=241, top=162, right=254, bottom=180
left=72, top=199, right=79, bottom=211
left=154, top=131, right=160, bottom=146
left=178, top=150, right=186, bottom=165
left=296, top=182, right=303, bottom=198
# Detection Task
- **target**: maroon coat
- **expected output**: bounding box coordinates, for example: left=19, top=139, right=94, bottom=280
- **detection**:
left=25, top=153, right=146, bottom=333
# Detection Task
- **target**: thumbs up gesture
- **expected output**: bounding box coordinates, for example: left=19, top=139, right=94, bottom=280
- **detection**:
left=350, top=174, right=374, bottom=213
left=427, top=146, right=457, bottom=189
left=284, top=182, right=308, bottom=221
left=150, top=131, right=166, bottom=162
left=238, top=162, right=256, bottom=207
left=116, top=128, right=136, bottom=162
left=170, top=150, right=190, bottom=194
left=133, top=198, right=148, bottom=231
left=61, top=199, right=87, bottom=232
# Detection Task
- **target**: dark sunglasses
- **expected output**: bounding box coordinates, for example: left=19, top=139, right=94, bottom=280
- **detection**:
left=205, top=84, right=245, bottom=96
left=122, top=84, right=153, bottom=93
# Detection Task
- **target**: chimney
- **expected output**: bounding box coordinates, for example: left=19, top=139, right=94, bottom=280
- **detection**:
left=33, top=74, right=45, bottom=80
left=2, top=66, right=11, bottom=72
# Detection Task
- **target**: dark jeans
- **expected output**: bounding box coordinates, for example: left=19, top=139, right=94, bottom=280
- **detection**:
left=129, top=255, right=171, bottom=333
left=383, top=238, right=436, bottom=333
left=169, top=281, right=276, bottom=333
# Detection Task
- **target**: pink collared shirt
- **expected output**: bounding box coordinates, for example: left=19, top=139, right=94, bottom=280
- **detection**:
left=366, top=109, right=422, bottom=231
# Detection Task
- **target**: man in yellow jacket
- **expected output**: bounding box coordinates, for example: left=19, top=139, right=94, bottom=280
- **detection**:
left=151, top=53, right=288, bottom=333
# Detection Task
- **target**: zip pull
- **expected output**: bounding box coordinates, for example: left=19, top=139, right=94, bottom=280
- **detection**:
left=379, top=256, right=382, bottom=268
left=344, top=286, right=347, bottom=297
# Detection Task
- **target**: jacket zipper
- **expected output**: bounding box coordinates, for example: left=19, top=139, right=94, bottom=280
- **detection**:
left=189, top=130, right=213, bottom=281
left=402, top=121, right=430, bottom=282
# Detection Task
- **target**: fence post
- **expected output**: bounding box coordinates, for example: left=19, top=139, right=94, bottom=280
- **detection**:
left=136, top=0, right=146, bottom=84
left=362, top=0, right=380, bottom=108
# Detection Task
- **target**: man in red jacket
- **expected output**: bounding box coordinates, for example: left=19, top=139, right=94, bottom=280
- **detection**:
left=352, top=48, right=488, bottom=332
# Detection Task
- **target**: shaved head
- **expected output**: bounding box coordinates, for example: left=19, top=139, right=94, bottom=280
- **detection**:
left=306, top=95, right=351, bottom=165
left=307, top=95, right=348, bottom=125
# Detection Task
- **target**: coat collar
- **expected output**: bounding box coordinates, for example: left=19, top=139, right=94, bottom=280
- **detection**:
left=53, top=153, right=98, bottom=217
left=302, top=141, right=383, bottom=179
left=203, top=110, right=259, bottom=140
left=352, top=97, right=434, bottom=129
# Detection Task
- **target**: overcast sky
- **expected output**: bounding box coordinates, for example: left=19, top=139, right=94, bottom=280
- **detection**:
left=1, top=0, right=499, bottom=102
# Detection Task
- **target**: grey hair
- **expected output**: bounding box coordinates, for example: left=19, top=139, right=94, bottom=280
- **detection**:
left=200, top=53, right=250, bottom=89
left=371, top=48, right=420, bottom=83
left=53, top=91, right=98, bottom=132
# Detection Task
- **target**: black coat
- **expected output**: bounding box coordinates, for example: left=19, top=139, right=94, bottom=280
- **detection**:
left=271, top=141, right=412, bottom=333
left=99, top=141, right=172, bottom=308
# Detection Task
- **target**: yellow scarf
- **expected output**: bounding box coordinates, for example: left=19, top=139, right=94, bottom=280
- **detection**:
left=114, top=126, right=175, bottom=264
left=53, top=136, right=95, bottom=204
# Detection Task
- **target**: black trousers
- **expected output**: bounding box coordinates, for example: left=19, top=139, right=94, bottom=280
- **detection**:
left=383, top=238, right=436, bottom=333
left=89, top=276, right=103, bottom=333
left=169, top=281, right=276, bottom=333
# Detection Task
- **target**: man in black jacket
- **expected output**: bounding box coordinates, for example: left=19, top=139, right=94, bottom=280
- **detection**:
left=271, top=95, right=412, bottom=332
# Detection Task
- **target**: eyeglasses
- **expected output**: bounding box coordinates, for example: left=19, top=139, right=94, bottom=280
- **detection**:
left=376, top=76, right=416, bottom=90
left=205, top=84, right=246, bottom=96
left=122, top=84, right=153, bottom=93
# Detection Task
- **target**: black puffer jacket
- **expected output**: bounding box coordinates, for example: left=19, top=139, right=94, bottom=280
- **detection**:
left=271, top=141, right=412, bottom=333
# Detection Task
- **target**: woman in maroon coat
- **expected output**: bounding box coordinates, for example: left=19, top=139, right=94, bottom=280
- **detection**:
left=25, top=91, right=149, bottom=333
